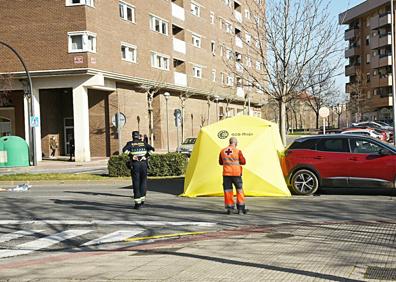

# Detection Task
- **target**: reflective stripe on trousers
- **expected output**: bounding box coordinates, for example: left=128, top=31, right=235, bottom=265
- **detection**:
left=224, top=189, right=245, bottom=209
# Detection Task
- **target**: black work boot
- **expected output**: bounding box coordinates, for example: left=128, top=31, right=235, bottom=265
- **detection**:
left=238, top=208, right=248, bottom=215
left=226, top=208, right=231, bottom=215
left=141, top=201, right=145, bottom=207
left=133, top=203, right=141, bottom=210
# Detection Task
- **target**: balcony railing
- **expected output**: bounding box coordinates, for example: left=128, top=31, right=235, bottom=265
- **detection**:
left=345, top=46, right=360, bottom=58
left=174, top=72, right=187, bottom=86
left=344, top=28, right=358, bottom=40
left=370, top=13, right=391, bottom=30
left=173, top=37, right=186, bottom=54
left=171, top=3, right=185, bottom=21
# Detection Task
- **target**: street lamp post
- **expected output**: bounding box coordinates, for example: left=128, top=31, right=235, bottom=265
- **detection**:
left=0, top=41, right=37, bottom=166
left=391, top=0, right=396, bottom=145
left=164, top=92, right=170, bottom=153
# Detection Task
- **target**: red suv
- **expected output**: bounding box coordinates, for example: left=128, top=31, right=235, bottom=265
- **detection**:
left=282, top=135, right=396, bottom=195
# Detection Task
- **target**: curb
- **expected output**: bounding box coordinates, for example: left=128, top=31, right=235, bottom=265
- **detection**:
left=0, top=180, right=132, bottom=186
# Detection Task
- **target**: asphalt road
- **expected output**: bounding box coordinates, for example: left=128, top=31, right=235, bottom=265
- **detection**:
left=0, top=179, right=395, bottom=263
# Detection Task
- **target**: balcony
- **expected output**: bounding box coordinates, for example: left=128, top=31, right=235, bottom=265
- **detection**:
left=344, top=28, right=358, bottom=40
left=371, top=34, right=391, bottom=49
left=235, top=36, right=243, bottom=48
left=345, top=46, right=360, bottom=58
left=372, top=74, right=393, bottom=88
left=234, top=10, right=242, bottom=23
left=371, top=54, right=392, bottom=68
left=174, top=72, right=187, bottom=86
left=171, top=2, right=185, bottom=21
left=345, top=65, right=358, bottom=76
left=173, top=37, right=186, bottom=54
left=370, top=13, right=391, bottom=30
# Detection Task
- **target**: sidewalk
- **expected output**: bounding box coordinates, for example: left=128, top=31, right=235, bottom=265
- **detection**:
left=0, top=157, right=109, bottom=175
left=0, top=221, right=395, bottom=281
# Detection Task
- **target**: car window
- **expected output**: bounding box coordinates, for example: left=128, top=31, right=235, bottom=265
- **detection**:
left=288, top=139, right=317, bottom=150
left=348, top=131, right=370, bottom=136
left=350, top=139, right=383, bottom=154
left=317, top=138, right=349, bottom=153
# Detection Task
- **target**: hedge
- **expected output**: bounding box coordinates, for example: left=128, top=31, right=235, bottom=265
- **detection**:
left=107, top=153, right=188, bottom=177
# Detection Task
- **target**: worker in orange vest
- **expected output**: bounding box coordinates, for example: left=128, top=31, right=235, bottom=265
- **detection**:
left=219, top=137, right=247, bottom=215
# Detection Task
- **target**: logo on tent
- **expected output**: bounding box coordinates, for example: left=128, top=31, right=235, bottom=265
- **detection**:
left=217, top=130, right=229, bottom=139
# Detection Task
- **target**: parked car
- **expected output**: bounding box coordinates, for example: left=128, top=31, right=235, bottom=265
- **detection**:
left=352, top=121, right=393, bottom=141
left=341, top=128, right=387, bottom=141
left=281, top=135, right=396, bottom=195
left=176, top=138, right=197, bottom=157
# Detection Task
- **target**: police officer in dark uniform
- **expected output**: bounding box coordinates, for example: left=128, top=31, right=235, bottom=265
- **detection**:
left=123, top=131, right=155, bottom=209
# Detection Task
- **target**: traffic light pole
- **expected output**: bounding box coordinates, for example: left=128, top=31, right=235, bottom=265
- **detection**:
left=0, top=41, right=37, bottom=165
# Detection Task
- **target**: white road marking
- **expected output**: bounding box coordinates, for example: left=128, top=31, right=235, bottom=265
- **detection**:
left=0, top=229, right=92, bottom=259
left=0, top=230, right=43, bottom=243
left=82, top=229, right=144, bottom=246
left=0, top=220, right=216, bottom=227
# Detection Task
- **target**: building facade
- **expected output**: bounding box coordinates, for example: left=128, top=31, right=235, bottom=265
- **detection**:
left=0, top=0, right=264, bottom=162
left=340, top=0, right=394, bottom=123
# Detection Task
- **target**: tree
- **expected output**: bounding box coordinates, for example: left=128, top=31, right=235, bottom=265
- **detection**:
left=226, top=0, right=342, bottom=145
left=346, top=69, right=367, bottom=123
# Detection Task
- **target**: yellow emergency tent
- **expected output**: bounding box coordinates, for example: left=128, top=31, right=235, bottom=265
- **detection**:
left=182, top=115, right=291, bottom=197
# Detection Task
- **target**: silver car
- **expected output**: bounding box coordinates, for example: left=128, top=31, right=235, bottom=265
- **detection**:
left=176, top=138, right=197, bottom=157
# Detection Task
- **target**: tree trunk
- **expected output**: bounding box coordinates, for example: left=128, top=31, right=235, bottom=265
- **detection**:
left=279, top=100, right=287, bottom=146
left=315, top=112, right=320, bottom=129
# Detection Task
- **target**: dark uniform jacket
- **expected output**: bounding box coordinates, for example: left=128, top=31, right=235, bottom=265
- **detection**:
left=122, top=139, right=155, bottom=161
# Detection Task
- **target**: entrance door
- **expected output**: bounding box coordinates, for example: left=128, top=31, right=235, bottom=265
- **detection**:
left=64, top=118, right=74, bottom=155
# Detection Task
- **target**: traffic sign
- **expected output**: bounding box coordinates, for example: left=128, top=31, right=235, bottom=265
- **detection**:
left=319, top=107, right=330, bottom=118
left=174, top=109, right=182, bottom=127
left=112, top=112, right=126, bottom=128
left=30, top=116, right=40, bottom=128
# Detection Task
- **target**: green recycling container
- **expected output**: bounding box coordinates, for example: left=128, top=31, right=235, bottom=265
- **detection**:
left=0, top=136, right=29, bottom=167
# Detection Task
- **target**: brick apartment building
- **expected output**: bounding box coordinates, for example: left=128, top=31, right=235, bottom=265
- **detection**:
left=340, top=0, right=394, bottom=123
left=0, top=0, right=264, bottom=162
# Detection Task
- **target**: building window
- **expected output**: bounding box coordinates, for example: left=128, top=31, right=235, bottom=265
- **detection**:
left=244, top=9, right=250, bottom=19
left=150, top=15, right=168, bottom=35
left=224, top=0, right=232, bottom=7
left=121, top=43, right=137, bottom=63
left=212, top=69, right=216, bottom=82
left=225, top=48, right=233, bottom=60
left=66, top=0, right=94, bottom=7
left=211, top=41, right=216, bottom=54
left=192, top=34, right=202, bottom=48
left=193, top=65, right=202, bottom=78
left=225, top=21, right=233, bottom=33
left=191, top=3, right=200, bottom=17
left=245, top=33, right=251, bottom=44
left=221, top=72, right=225, bottom=84
left=68, top=31, right=96, bottom=53
left=245, top=56, right=252, bottom=68
left=366, top=35, right=370, bottom=46
left=226, top=75, right=234, bottom=86
left=119, top=1, right=135, bottom=22
left=366, top=72, right=370, bottom=83
left=366, top=53, right=371, bottom=64
left=151, top=52, right=170, bottom=70
left=210, top=11, right=215, bottom=24
left=256, top=61, right=262, bottom=71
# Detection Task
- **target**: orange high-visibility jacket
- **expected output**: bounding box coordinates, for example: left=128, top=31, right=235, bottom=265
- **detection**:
left=219, top=146, right=246, bottom=176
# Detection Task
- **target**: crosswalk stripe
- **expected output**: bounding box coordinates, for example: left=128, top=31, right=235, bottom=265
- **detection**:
left=0, top=230, right=43, bottom=243
left=0, top=220, right=216, bottom=227
left=82, top=229, right=144, bottom=246
left=0, top=229, right=92, bottom=259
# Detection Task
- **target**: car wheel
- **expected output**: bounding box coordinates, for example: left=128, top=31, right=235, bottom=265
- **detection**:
left=290, top=169, right=319, bottom=195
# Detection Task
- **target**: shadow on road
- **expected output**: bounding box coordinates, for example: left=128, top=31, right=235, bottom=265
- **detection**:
left=120, top=178, right=185, bottom=196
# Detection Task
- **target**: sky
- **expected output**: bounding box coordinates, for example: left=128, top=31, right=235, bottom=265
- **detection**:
left=329, top=0, right=365, bottom=89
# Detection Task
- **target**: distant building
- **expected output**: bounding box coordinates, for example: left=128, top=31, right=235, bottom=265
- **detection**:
left=0, top=0, right=263, bottom=162
left=339, top=0, right=394, bottom=123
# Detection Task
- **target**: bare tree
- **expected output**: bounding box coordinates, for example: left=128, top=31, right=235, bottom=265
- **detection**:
left=225, top=0, right=343, bottom=145
left=346, top=69, right=367, bottom=123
